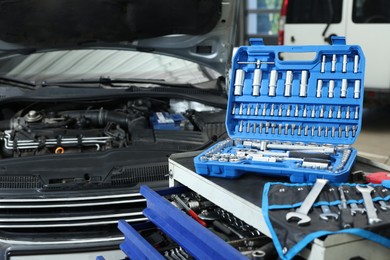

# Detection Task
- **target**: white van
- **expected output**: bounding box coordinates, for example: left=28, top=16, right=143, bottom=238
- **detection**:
left=278, top=0, right=390, bottom=105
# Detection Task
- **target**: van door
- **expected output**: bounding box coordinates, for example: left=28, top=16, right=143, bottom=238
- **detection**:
left=345, top=0, right=390, bottom=90
left=283, top=0, right=347, bottom=46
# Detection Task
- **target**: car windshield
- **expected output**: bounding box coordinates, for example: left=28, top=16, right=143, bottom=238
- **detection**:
left=0, top=49, right=221, bottom=84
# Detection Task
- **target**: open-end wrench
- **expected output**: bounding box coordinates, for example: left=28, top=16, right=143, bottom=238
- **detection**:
left=350, top=203, right=366, bottom=215
left=320, top=205, right=339, bottom=221
left=356, top=185, right=382, bottom=225
left=378, top=200, right=390, bottom=211
left=286, top=179, right=328, bottom=225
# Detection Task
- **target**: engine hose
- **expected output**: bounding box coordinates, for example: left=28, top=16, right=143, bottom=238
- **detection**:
left=59, top=109, right=131, bottom=129
left=30, top=118, right=76, bottom=129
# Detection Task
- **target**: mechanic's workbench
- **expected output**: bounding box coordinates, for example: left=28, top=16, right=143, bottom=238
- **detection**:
left=168, top=151, right=390, bottom=260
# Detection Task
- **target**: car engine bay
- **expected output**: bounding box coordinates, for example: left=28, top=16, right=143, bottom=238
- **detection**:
left=0, top=98, right=226, bottom=158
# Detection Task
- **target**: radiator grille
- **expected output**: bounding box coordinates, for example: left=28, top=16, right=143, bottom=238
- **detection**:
left=0, top=191, right=147, bottom=230
left=0, top=176, right=43, bottom=189
left=111, top=163, right=168, bottom=185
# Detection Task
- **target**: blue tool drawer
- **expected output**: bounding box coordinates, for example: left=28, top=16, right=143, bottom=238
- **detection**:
left=194, top=37, right=365, bottom=183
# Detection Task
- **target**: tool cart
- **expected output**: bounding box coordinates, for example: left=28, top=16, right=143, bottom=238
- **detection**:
left=169, top=152, right=390, bottom=259
left=102, top=37, right=390, bottom=259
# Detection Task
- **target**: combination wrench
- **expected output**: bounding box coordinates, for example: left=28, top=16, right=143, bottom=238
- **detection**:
left=319, top=205, right=338, bottom=221
left=286, top=179, right=328, bottom=225
left=350, top=203, right=366, bottom=215
left=356, top=185, right=382, bottom=225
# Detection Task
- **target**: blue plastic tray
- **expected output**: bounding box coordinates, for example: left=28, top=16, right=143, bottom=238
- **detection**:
left=194, top=36, right=365, bottom=183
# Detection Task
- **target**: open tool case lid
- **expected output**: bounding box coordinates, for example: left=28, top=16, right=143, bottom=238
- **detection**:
left=194, top=37, right=365, bottom=182
left=226, top=36, right=365, bottom=144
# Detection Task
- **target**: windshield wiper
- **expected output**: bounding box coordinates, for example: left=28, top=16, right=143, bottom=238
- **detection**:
left=41, top=76, right=217, bottom=91
left=0, top=75, right=36, bottom=89
left=43, top=77, right=196, bottom=88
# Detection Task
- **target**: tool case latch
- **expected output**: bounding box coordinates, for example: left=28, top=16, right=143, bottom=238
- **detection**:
left=249, top=38, right=264, bottom=46
left=331, top=36, right=346, bottom=45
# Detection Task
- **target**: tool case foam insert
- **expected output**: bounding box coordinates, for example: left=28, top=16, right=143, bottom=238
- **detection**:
left=194, top=37, right=365, bottom=183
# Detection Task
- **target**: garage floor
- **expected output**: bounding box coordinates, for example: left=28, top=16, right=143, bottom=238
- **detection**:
left=354, top=106, right=390, bottom=165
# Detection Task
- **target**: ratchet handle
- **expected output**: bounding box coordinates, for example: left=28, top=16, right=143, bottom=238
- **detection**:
left=173, top=194, right=207, bottom=227
left=188, top=209, right=207, bottom=227
left=289, top=151, right=331, bottom=160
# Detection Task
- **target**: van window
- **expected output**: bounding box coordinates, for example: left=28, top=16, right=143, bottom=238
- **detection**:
left=353, top=0, right=390, bottom=23
left=286, top=0, right=342, bottom=24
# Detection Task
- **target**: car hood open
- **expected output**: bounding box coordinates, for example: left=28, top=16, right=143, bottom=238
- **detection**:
left=0, top=0, right=240, bottom=74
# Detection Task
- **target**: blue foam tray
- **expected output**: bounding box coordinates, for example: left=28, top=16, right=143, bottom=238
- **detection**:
left=194, top=36, right=365, bottom=183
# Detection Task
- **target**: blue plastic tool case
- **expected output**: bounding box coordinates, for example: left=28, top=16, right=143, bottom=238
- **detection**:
left=194, top=37, right=365, bottom=183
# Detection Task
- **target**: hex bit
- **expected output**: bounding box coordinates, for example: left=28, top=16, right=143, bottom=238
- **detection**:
left=239, top=120, right=244, bottom=132
left=291, top=124, right=296, bottom=135
left=346, top=106, right=350, bottom=119
left=304, top=125, right=309, bottom=136
left=259, top=122, right=264, bottom=134
left=352, top=125, right=357, bottom=137
left=278, top=104, right=283, bottom=116
left=246, top=122, right=251, bottom=133
left=232, top=103, right=236, bottom=115
left=311, top=126, right=315, bottom=137
left=278, top=124, right=283, bottom=135
left=271, top=123, right=277, bottom=134
left=255, top=103, right=259, bottom=116
left=319, top=105, right=324, bottom=118
left=246, top=104, right=251, bottom=116
left=262, top=103, right=267, bottom=116
left=311, top=105, right=316, bottom=118
left=328, top=106, right=333, bottom=118
left=331, top=126, right=336, bottom=138
left=318, top=126, right=322, bottom=137
left=265, top=122, right=270, bottom=134
left=297, top=125, right=302, bottom=136
left=294, top=104, right=299, bottom=117
left=337, top=106, right=342, bottom=119
left=325, top=126, right=329, bottom=137
left=239, top=103, right=243, bottom=115
left=345, top=125, right=350, bottom=138
left=285, top=124, right=289, bottom=135
left=270, top=104, right=275, bottom=116
left=253, top=123, right=257, bottom=133
left=286, top=105, right=291, bottom=117
left=303, top=105, right=307, bottom=117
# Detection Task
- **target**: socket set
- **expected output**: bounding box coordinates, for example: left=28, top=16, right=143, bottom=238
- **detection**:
left=194, top=37, right=365, bottom=182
